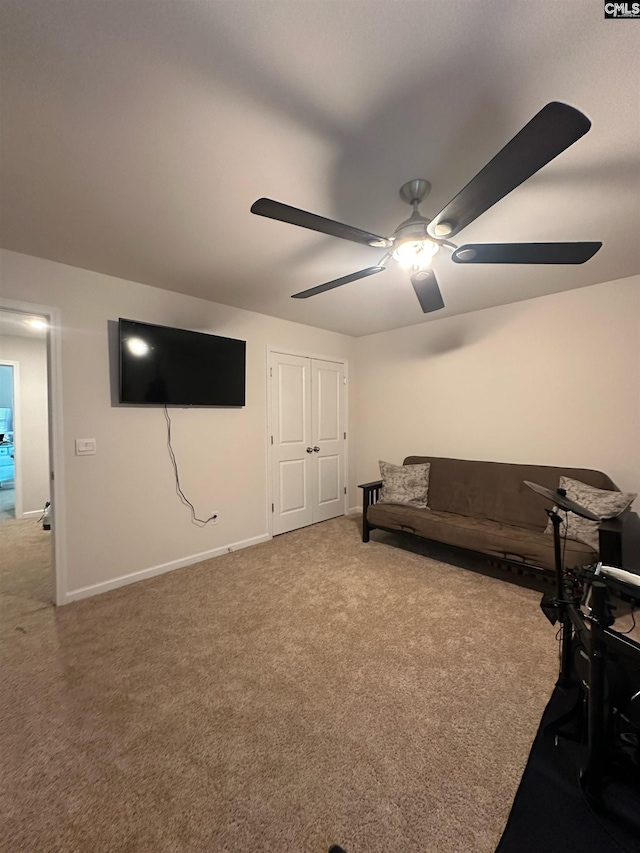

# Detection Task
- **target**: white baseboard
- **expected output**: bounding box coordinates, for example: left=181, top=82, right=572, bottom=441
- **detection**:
left=348, top=505, right=361, bottom=515
left=64, top=532, right=272, bottom=604
left=21, top=509, right=42, bottom=519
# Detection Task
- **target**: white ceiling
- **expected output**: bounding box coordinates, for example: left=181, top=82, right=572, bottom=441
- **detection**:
left=1, top=1, right=638, bottom=337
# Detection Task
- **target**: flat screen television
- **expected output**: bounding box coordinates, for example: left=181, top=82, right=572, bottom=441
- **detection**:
left=118, top=318, right=246, bottom=406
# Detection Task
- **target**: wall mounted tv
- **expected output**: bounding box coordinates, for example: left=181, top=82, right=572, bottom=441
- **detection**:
left=118, top=319, right=246, bottom=406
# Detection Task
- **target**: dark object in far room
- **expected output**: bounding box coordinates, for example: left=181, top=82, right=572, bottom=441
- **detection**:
left=42, top=501, right=51, bottom=531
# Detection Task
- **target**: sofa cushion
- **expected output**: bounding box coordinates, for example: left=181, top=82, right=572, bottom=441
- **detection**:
left=366, top=503, right=596, bottom=572
left=379, top=460, right=430, bottom=508
left=543, top=476, right=636, bottom=550
left=403, top=456, right=616, bottom=531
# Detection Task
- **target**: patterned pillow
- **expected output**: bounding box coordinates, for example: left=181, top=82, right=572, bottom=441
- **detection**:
left=379, top=461, right=431, bottom=508
left=543, top=476, right=636, bottom=551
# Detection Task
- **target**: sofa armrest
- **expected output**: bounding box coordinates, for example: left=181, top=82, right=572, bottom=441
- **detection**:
left=358, top=480, right=383, bottom=542
left=598, top=510, right=630, bottom=568
left=358, top=480, right=383, bottom=491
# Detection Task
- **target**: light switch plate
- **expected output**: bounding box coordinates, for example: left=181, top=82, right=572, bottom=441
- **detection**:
left=75, top=438, right=96, bottom=456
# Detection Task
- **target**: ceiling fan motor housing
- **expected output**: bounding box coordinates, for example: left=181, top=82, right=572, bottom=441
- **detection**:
left=394, top=216, right=431, bottom=242
left=399, top=179, right=431, bottom=206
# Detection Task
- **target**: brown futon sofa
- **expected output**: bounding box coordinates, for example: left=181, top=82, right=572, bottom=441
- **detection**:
left=359, top=456, right=631, bottom=574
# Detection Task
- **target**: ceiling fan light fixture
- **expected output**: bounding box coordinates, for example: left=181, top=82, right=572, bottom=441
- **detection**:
left=392, top=238, right=439, bottom=269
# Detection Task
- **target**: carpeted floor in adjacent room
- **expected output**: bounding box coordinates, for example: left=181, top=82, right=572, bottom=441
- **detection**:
left=0, top=515, right=559, bottom=853
left=0, top=516, right=53, bottom=635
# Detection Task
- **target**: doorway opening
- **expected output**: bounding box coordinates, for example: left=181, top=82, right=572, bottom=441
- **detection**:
left=0, top=362, right=17, bottom=519
left=0, top=301, right=63, bottom=619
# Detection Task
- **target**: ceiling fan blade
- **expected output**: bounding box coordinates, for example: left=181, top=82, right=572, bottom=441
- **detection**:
left=410, top=269, right=445, bottom=313
left=428, top=102, right=592, bottom=240
left=251, top=198, right=392, bottom=248
left=452, top=242, right=602, bottom=264
left=292, top=266, right=386, bottom=299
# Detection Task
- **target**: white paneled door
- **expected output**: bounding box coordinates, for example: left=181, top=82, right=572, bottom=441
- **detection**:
left=270, top=352, right=346, bottom=535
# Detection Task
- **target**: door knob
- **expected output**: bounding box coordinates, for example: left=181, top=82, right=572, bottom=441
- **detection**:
left=306, top=447, right=313, bottom=453
left=313, top=446, right=320, bottom=452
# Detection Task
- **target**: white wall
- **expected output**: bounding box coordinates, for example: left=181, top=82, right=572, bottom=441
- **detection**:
left=353, top=276, right=640, bottom=501
left=0, top=249, right=355, bottom=601
left=0, top=336, right=50, bottom=513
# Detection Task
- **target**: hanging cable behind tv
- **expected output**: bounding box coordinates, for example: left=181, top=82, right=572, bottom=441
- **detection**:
left=163, top=406, right=218, bottom=526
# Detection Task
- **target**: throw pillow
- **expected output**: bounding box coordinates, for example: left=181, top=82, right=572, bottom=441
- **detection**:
left=543, top=476, right=636, bottom=551
left=379, top=461, right=431, bottom=508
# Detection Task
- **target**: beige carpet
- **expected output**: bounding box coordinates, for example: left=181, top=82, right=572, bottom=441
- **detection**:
left=0, top=515, right=559, bottom=853
left=0, top=517, right=53, bottom=634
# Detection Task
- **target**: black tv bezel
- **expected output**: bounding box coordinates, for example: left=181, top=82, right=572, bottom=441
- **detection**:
left=117, top=318, right=246, bottom=407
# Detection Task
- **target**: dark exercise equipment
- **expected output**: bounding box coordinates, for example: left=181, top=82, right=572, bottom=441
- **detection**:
left=523, top=480, right=599, bottom=684
left=524, top=480, right=640, bottom=808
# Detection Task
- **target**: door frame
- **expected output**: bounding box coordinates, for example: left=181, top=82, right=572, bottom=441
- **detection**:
left=0, top=297, right=67, bottom=606
left=0, top=360, right=22, bottom=518
left=266, top=345, right=349, bottom=538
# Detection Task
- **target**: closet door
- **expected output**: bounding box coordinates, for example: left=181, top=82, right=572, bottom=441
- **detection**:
left=310, top=358, right=345, bottom=524
left=270, top=352, right=345, bottom=535
left=270, top=353, right=313, bottom=535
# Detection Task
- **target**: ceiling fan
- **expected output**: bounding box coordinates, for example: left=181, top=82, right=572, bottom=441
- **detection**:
left=251, top=102, right=602, bottom=313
